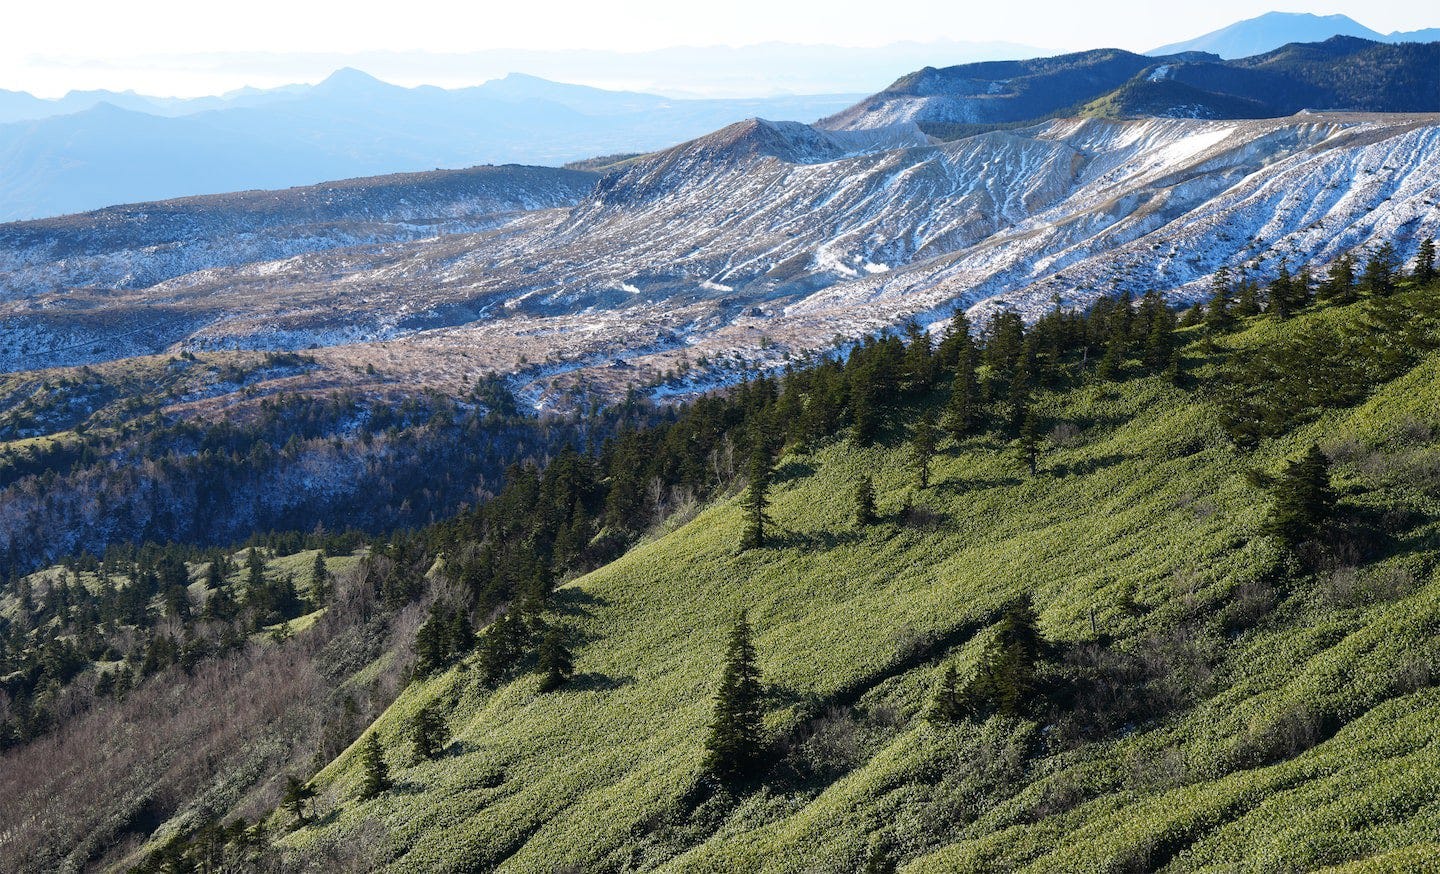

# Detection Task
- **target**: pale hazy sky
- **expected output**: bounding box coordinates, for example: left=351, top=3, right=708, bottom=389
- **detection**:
left=4, top=0, right=1436, bottom=96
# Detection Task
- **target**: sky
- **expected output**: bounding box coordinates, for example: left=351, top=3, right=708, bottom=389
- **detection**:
left=3, top=0, right=1437, bottom=97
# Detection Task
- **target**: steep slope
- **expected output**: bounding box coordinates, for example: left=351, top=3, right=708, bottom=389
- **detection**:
left=279, top=286, right=1440, bottom=872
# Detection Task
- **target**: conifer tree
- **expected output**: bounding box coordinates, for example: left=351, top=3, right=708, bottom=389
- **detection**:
left=282, top=775, right=316, bottom=825
left=245, top=548, right=265, bottom=592
left=902, top=321, right=933, bottom=392
left=1320, top=253, right=1357, bottom=303
left=537, top=627, right=574, bottom=692
left=1267, top=262, right=1293, bottom=320
left=413, top=603, right=448, bottom=677
left=1263, top=444, right=1337, bottom=549
left=928, top=662, right=963, bottom=722
left=1205, top=267, right=1234, bottom=330
left=448, top=608, right=474, bottom=658
left=966, top=595, right=1048, bottom=718
left=356, top=732, right=391, bottom=800
left=849, top=369, right=879, bottom=444
left=853, top=475, right=878, bottom=527
left=704, top=610, right=764, bottom=782
left=310, top=552, right=331, bottom=602
left=941, top=348, right=977, bottom=440
left=478, top=611, right=524, bottom=685
left=409, top=701, right=445, bottom=762
left=740, top=438, right=773, bottom=550
left=934, top=308, right=972, bottom=372
left=1018, top=408, right=1042, bottom=476
left=1416, top=238, right=1436, bottom=284
left=1364, top=243, right=1398, bottom=296
left=910, top=411, right=937, bottom=489
left=1233, top=273, right=1261, bottom=317
left=1142, top=296, right=1176, bottom=370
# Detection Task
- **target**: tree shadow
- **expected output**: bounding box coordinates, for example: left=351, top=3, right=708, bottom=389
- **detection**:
left=940, top=474, right=1023, bottom=493
left=763, top=526, right=863, bottom=552
left=551, top=587, right=610, bottom=618
left=564, top=671, right=634, bottom=693
left=1049, top=453, right=1128, bottom=478
left=772, top=460, right=816, bottom=485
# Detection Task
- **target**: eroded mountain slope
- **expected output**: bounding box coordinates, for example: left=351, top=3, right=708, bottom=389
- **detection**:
left=2, top=114, right=1438, bottom=410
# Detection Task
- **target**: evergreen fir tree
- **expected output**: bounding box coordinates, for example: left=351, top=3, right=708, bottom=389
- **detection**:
left=356, top=732, right=391, bottom=800
left=740, top=438, right=773, bottom=550
left=1142, top=295, right=1176, bottom=370
left=409, top=701, right=445, bottom=762
left=1320, top=253, right=1357, bottom=303
left=853, top=475, right=878, bottom=527
left=910, top=411, right=937, bottom=489
left=478, top=611, right=524, bottom=685
left=966, top=595, right=1048, bottom=718
left=413, top=603, right=448, bottom=677
left=310, top=552, right=331, bottom=603
left=281, top=775, right=316, bottom=825
left=537, top=628, right=574, bottom=692
left=1363, top=243, right=1398, bottom=296
left=902, top=321, right=933, bottom=392
left=1267, top=262, right=1293, bottom=320
left=448, top=608, right=474, bottom=658
left=703, top=610, right=765, bottom=782
left=928, top=662, right=963, bottom=722
left=1018, top=408, right=1042, bottom=476
left=1165, top=347, right=1185, bottom=388
left=1263, top=444, right=1337, bottom=548
left=1233, top=273, right=1262, bottom=317
left=849, top=369, right=879, bottom=444
left=934, top=308, right=972, bottom=372
left=941, top=348, right=977, bottom=440
left=1205, top=267, right=1234, bottom=330
left=245, top=548, right=265, bottom=592
left=1416, top=238, right=1436, bottom=284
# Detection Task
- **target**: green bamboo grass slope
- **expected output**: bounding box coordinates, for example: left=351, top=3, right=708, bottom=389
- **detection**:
left=280, top=283, right=1440, bottom=872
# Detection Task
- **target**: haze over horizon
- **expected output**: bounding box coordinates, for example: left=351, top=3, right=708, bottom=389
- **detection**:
left=5, top=1, right=1438, bottom=98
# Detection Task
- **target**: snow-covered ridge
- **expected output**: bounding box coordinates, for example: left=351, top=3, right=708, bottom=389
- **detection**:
left=2, top=113, right=1438, bottom=407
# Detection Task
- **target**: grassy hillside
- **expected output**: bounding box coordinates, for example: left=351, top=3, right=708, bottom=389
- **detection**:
left=281, top=285, right=1440, bottom=872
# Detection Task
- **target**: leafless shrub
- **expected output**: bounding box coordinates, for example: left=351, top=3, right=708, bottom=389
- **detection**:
left=1322, top=565, right=1364, bottom=607
left=1047, top=421, right=1082, bottom=447
left=1126, top=744, right=1188, bottom=791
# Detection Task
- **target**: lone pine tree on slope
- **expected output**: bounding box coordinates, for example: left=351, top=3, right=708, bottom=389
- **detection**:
left=704, top=610, right=764, bottom=782
left=357, top=732, right=391, bottom=800
left=740, top=436, right=774, bottom=550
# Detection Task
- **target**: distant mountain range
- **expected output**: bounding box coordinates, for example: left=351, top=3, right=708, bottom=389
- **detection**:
left=1151, top=11, right=1440, bottom=58
left=0, top=71, right=862, bottom=222
left=824, top=37, right=1440, bottom=134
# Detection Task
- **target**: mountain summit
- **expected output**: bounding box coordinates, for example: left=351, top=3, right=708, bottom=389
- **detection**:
left=1151, top=11, right=1440, bottom=58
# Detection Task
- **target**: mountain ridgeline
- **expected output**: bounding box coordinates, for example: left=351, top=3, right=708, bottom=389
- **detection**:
left=822, top=36, right=1440, bottom=135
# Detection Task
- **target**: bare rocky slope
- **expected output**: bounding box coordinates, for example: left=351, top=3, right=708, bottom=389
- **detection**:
left=3, top=112, right=1437, bottom=411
